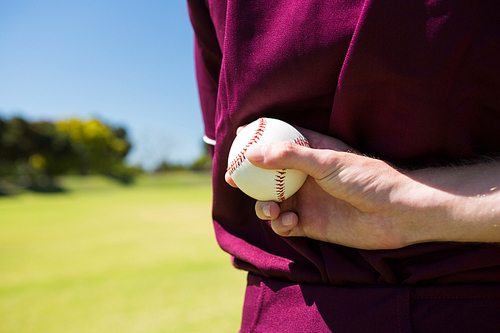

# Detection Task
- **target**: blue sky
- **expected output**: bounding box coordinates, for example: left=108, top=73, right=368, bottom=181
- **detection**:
left=0, top=1, right=204, bottom=170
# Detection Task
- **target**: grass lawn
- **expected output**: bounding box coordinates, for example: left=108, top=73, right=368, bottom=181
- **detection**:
left=0, top=172, right=247, bottom=333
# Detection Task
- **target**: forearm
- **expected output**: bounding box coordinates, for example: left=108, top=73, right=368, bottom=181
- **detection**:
left=405, top=160, right=500, bottom=245
left=245, top=133, right=500, bottom=249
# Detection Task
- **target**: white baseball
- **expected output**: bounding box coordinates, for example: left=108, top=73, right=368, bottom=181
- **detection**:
left=227, top=117, right=310, bottom=202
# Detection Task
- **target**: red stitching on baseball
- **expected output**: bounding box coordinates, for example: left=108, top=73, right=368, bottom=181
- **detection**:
left=227, top=118, right=267, bottom=175
left=227, top=118, right=308, bottom=202
left=274, top=137, right=307, bottom=201
left=292, top=136, right=310, bottom=148
left=275, top=169, right=287, bottom=202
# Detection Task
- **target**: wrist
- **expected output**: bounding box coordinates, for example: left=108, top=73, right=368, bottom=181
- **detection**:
left=448, top=190, right=499, bottom=243
left=402, top=164, right=500, bottom=245
left=396, top=176, right=455, bottom=246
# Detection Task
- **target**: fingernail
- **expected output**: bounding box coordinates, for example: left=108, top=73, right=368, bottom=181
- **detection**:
left=282, top=214, right=294, bottom=227
left=246, top=144, right=265, bottom=162
left=263, top=204, right=271, bottom=218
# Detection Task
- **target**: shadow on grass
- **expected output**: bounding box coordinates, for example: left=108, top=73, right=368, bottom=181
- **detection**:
left=26, top=183, right=67, bottom=193
left=0, top=177, right=68, bottom=196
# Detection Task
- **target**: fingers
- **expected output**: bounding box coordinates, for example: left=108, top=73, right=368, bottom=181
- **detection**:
left=255, top=201, right=306, bottom=238
left=270, top=212, right=306, bottom=237
left=246, top=141, right=340, bottom=180
left=225, top=142, right=324, bottom=188
left=270, top=212, right=297, bottom=235
left=236, top=126, right=246, bottom=135
left=224, top=125, right=251, bottom=188
left=295, top=127, right=355, bottom=152
left=225, top=172, right=237, bottom=188
left=225, top=141, right=323, bottom=187
left=255, top=201, right=280, bottom=220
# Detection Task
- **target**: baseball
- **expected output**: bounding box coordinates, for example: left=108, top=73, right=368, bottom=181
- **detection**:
left=227, top=117, right=310, bottom=202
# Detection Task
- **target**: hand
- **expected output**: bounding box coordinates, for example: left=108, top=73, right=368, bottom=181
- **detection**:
left=226, top=127, right=500, bottom=249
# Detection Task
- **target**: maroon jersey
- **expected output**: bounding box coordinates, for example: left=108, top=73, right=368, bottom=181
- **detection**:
left=188, top=1, right=500, bottom=331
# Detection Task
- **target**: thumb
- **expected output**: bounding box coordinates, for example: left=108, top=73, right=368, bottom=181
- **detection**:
left=246, top=142, right=341, bottom=180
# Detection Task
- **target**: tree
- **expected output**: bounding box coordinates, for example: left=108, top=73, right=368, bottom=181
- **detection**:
left=0, top=116, right=135, bottom=188
left=55, top=118, right=134, bottom=181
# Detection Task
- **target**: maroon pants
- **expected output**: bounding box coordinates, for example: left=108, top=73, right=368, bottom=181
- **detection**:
left=240, top=273, right=500, bottom=333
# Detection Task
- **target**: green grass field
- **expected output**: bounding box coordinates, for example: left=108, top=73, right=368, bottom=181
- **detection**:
left=0, top=172, right=246, bottom=333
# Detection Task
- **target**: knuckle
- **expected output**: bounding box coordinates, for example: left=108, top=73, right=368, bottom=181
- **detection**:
left=274, top=141, right=296, bottom=160
left=314, top=151, right=341, bottom=180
